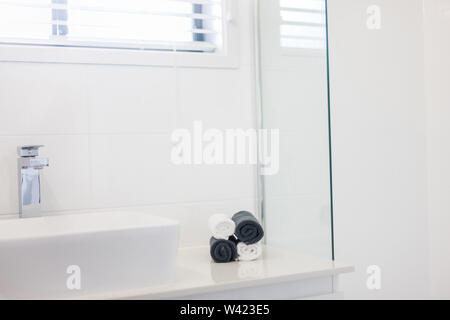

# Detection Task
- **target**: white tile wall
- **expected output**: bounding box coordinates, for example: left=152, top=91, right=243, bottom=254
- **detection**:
left=85, top=65, right=178, bottom=134
left=264, top=132, right=330, bottom=198
left=264, top=194, right=332, bottom=258
left=89, top=133, right=256, bottom=209
left=177, top=67, right=255, bottom=129
left=0, top=1, right=258, bottom=248
left=0, top=63, right=89, bottom=135
left=260, top=65, right=328, bottom=132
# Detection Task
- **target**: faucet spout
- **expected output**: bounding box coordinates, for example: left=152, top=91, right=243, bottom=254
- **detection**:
left=17, top=145, right=49, bottom=218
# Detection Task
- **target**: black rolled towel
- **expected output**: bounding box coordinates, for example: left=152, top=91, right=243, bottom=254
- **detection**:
left=232, top=211, right=264, bottom=245
left=210, top=237, right=238, bottom=263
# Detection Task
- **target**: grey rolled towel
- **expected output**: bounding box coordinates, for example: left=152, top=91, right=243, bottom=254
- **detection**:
left=231, top=211, right=264, bottom=245
left=210, top=237, right=238, bottom=263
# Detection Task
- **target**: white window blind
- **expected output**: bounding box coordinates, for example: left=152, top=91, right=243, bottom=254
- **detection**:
left=279, top=0, right=326, bottom=50
left=0, top=0, right=223, bottom=52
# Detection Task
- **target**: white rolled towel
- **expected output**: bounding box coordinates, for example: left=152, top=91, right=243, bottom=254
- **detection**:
left=208, top=214, right=236, bottom=240
left=237, top=241, right=263, bottom=261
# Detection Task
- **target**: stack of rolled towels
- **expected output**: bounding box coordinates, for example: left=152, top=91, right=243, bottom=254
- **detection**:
left=209, top=211, right=264, bottom=263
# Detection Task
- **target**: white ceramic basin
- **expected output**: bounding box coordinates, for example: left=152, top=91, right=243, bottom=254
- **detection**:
left=0, top=211, right=179, bottom=299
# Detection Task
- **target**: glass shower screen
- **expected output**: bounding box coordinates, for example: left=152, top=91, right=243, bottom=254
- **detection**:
left=258, top=0, right=333, bottom=259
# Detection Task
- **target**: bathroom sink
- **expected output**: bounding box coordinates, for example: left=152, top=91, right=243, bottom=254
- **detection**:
left=0, top=211, right=180, bottom=299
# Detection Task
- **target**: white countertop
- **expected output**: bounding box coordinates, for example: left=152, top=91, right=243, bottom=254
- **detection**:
left=83, top=246, right=354, bottom=300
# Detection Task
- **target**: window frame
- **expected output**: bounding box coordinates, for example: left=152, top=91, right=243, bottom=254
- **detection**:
left=0, top=0, right=239, bottom=68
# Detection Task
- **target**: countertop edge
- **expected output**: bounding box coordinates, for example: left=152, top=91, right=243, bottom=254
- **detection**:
left=127, top=265, right=354, bottom=300
left=81, top=252, right=354, bottom=300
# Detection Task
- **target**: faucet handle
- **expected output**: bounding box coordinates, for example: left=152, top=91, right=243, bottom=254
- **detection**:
left=18, top=145, right=45, bottom=157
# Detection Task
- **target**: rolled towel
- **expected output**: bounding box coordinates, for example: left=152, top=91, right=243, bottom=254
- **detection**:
left=208, top=214, right=235, bottom=240
left=231, top=211, right=264, bottom=244
left=210, top=237, right=238, bottom=263
left=236, top=241, right=263, bottom=261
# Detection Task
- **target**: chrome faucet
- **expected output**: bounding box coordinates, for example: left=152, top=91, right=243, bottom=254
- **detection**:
left=17, top=145, right=49, bottom=218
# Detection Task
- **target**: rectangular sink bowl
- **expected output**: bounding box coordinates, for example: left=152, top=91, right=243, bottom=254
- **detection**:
left=0, top=211, right=180, bottom=299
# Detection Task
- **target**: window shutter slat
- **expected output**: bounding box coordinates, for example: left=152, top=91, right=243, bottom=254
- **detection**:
left=279, top=0, right=326, bottom=51
left=0, top=0, right=224, bottom=52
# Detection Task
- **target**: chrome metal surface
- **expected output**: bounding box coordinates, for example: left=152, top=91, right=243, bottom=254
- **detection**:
left=17, top=145, right=49, bottom=218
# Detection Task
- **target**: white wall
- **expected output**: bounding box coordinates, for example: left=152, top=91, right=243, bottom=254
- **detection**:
left=328, top=0, right=430, bottom=299
left=0, top=1, right=258, bottom=248
left=424, top=0, right=450, bottom=299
